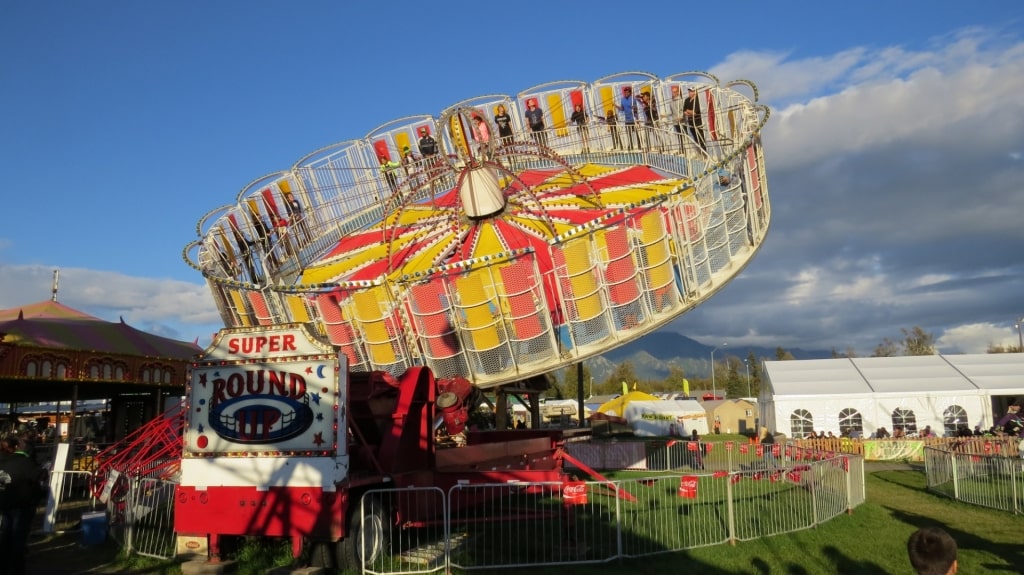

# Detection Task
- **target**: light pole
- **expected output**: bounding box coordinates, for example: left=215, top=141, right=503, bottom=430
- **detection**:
left=744, top=359, right=751, bottom=398
left=710, top=343, right=726, bottom=399
left=1016, top=317, right=1024, bottom=352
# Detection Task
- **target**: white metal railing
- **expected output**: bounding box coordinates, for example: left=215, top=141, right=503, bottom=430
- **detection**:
left=356, top=451, right=860, bottom=574
left=924, top=443, right=1024, bottom=514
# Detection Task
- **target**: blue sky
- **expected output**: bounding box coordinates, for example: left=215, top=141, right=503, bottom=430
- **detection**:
left=2, top=1, right=1022, bottom=356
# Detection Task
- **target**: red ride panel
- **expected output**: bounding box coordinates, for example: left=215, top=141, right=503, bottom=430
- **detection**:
left=175, top=485, right=347, bottom=540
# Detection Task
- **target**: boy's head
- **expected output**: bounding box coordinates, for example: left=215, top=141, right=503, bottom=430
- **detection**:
left=908, top=527, right=957, bottom=575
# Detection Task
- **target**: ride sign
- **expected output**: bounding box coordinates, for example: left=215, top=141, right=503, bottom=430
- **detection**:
left=185, top=324, right=340, bottom=457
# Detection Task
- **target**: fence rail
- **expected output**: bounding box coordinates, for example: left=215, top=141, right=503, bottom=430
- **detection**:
left=924, top=444, right=1024, bottom=515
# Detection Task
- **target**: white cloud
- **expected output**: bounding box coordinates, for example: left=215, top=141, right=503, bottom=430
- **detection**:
left=0, top=264, right=222, bottom=345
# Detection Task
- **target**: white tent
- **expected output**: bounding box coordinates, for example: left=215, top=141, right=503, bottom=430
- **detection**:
left=623, top=399, right=709, bottom=437
left=761, top=354, right=1024, bottom=438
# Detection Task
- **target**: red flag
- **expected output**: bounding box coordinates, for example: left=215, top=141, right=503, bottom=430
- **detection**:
left=687, top=442, right=698, bottom=451
left=785, top=447, right=793, bottom=457
left=730, top=474, right=742, bottom=484
left=786, top=470, right=802, bottom=483
left=739, top=444, right=749, bottom=454
left=772, top=445, right=781, bottom=457
left=713, top=471, right=728, bottom=479
left=770, top=472, right=781, bottom=483
left=756, top=445, right=764, bottom=458
left=984, top=442, right=992, bottom=454
left=705, top=443, right=713, bottom=454
left=678, top=476, right=699, bottom=499
left=666, top=439, right=678, bottom=448
left=842, top=457, right=850, bottom=472
left=725, top=441, right=734, bottom=451
left=752, top=472, right=763, bottom=481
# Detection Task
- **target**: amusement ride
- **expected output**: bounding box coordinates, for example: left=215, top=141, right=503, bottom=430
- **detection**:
left=183, top=70, right=772, bottom=392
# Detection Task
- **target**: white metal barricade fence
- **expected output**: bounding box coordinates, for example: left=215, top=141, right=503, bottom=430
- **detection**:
left=925, top=444, right=1024, bottom=515
left=124, top=477, right=178, bottom=559
left=362, top=486, right=448, bottom=575
left=360, top=453, right=862, bottom=575
left=44, top=469, right=98, bottom=534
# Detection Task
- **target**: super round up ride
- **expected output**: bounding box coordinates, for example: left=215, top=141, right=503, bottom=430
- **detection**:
left=184, top=71, right=771, bottom=389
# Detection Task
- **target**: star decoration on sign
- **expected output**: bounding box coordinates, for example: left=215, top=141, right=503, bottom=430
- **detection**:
left=313, top=432, right=325, bottom=446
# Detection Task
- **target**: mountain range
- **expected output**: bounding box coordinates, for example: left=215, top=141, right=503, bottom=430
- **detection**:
left=569, top=331, right=833, bottom=384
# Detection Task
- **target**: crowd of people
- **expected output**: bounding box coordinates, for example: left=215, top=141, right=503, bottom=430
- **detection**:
left=372, top=85, right=712, bottom=197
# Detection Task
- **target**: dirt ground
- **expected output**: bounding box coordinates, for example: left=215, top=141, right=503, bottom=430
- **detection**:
left=25, top=531, right=126, bottom=575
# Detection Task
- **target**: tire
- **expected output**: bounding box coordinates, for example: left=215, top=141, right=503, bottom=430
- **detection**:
left=309, top=540, right=335, bottom=570
left=336, top=496, right=389, bottom=572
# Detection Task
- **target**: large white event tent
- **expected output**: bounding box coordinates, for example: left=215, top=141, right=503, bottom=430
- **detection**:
left=760, top=354, right=1024, bottom=438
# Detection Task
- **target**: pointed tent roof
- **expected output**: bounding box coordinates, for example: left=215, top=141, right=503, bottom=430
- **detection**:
left=0, top=300, right=200, bottom=360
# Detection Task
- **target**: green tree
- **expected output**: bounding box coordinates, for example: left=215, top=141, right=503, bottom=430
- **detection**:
left=775, top=347, right=795, bottom=360
left=725, top=357, right=745, bottom=399
left=560, top=363, right=594, bottom=398
left=663, top=365, right=688, bottom=394
left=602, top=361, right=639, bottom=394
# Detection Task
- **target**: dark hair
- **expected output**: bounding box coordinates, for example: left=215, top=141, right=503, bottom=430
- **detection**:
left=907, top=527, right=957, bottom=575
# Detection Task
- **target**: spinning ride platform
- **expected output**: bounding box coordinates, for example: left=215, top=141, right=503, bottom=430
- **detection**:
left=184, top=71, right=771, bottom=389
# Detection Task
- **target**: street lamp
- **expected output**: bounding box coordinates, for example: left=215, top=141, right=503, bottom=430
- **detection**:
left=1016, top=317, right=1023, bottom=352
left=710, top=343, right=726, bottom=399
left=744, top=359, right=751, bottom=398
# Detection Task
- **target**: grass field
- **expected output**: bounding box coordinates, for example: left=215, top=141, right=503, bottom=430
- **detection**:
left=481, top=467, right=1024, bottom=575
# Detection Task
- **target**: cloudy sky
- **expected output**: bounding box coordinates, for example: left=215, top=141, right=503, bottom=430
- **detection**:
left=1, top=2, right=1022, bottom=355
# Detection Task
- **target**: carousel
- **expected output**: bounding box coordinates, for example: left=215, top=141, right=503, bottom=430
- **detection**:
left=184, top=71, right=772, bottom=390
left=0, top=273, right=200, bottom=442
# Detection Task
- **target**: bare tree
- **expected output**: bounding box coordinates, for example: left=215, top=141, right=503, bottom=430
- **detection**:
left=901, top=326, right=936, bottom=355
left=872, top=337, right=899, bottom=357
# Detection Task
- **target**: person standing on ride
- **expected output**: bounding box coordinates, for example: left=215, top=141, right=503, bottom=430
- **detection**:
left=524, top=99, right=547, bottom=148
left=493, top=105, right=514, bottom=147
left=0, top=433, right=47, bottom=575
left=683, top=86, right=707, bottom=152
left=671, top=85, right=686, bottom=150
left=605, top=108, right=622, bottom=150
left=616, top=86, right=639, bottom=150
left=638, top=92, right=657, bottom=150
left=379, top=156, right=401, bottom=194
left=472, top=115, right=491, bottom=159
left=417, top=128, right=438, bottom=157
left=570, top=104, right=589, bottom=152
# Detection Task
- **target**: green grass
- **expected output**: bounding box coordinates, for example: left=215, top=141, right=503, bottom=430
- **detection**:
left=481, top=469, right=1024, bottom=574
left=75, top=467, right=1024, bottom=574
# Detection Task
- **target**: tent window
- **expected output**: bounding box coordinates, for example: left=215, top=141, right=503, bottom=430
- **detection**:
left=25, top=360, right=38, bottom=377
left=839, top=408, right=863, bottom=435
left=891, top=408, right=917, bottom=437
left=790, top=409, right=814, bottom=438
left=943, top=405, right=967, bottom=436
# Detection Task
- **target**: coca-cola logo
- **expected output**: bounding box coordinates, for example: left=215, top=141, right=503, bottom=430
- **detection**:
left=563, top=483, right=587, bottom=495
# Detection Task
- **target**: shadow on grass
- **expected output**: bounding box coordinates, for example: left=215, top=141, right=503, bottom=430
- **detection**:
left=886, top=507, right=1024, bottom=573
